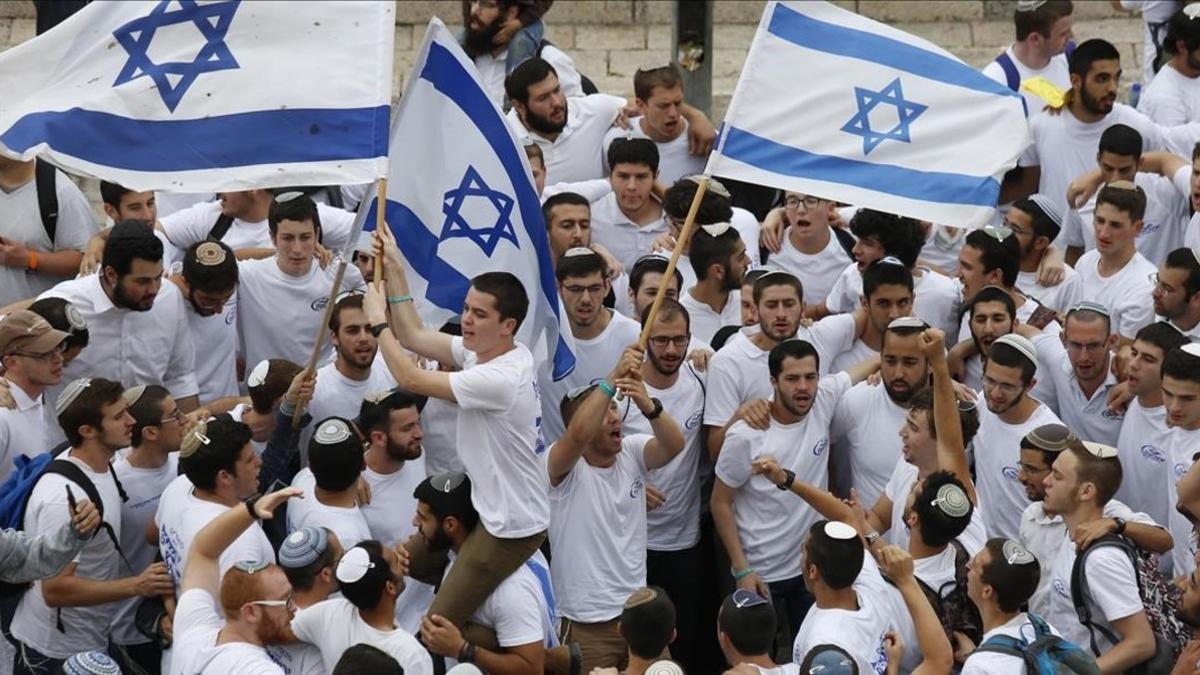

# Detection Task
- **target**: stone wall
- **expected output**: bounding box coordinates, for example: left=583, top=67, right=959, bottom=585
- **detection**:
left=0, top=1, right=1147, bottom=120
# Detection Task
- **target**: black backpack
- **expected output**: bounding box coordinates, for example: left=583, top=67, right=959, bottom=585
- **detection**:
left=0, top=449, right=130, bottom=644
left=913, top=539, right=984, bottom=647
left=34, top=158, right=59, bottom=246
left=972, top=612, right=1100, bottom=674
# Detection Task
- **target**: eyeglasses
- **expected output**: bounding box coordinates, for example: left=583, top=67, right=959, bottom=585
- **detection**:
left=981, top=375, right=1022, bottom=396
left=980, top=225, right=1013, bottom=243
left=11, top=343, right=67, bottom=361
left=153, top=409, right=184, bottom=426
left=731, top=588, right=769, bottom=609
left=784, top=195, right=822, bottom=209
left=648, top=335, right=690, bottom=349
left=561, top=284, right=606, bottom=296
left=1149, top=272, right=1177, bottom=294
left=248, top=595, right=296, bottom=611
left=1018, top=462, right=1051, bottom=475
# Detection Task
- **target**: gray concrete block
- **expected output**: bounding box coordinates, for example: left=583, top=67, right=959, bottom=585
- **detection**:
left=713, top=0, right=768, bottom=23
left=858, top=0, right=982, bottom=22
left=894, top=21, right=973, bottom=48
left=577, top=24, right=648, bottom=50
left=0, top=1, right=34, bottom=19
left=608, top=48, right=673, bottom=77
left=8, top=16, right=32, bottom=45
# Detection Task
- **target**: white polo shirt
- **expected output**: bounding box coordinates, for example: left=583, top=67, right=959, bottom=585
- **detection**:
left=40, top=274, right=198, bottom=400
left=1043, top=529, right=1145, bottom=654
left=703, top=317, right=858, bottom=430
left=1029, top=333, right=1124, bottom=446
left=299, top=359, right=397, bottom=461
left=588, top=191, right=668, bottom=274
left=679, top=288, right=742, bottom=350
left=1138, top=61, right=1200, bottom=126
left=287, top=468, right=373, bottom=549
left=1016, top=267, right=1081, bottom=315
left=830, top=381, right=908, bottom=508
left=507, top=94, right=626, bottom=185
left=826, top=264, right=960, bottom=338
left=0, top=382, right=51, bottom=483
left=1073, top=249, right=1157, bottom=339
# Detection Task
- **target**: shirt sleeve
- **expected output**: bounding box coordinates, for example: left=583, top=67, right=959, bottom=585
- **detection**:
left=51, top=174, right=99, bottom=251
left=702, top=351, right=741, bottom=427
left=288, top=600, right=327, bottom=646
left=449, top=356, right=518, bottom=412
left=1173, top=164, right=1191, bottom=199
left=175, top=588, right=224, bottom=636
left=714, top=425, right=752, bottom=488
left=542, top=178, right=612, bottom=203
left=1086, top=547, right=1145, bottom=623
left=1117, top=291, right=1156, bottom=339
left=163, top=292, right=200, bottom=399
left=809, top=314, right=858, bottom=366
left=488, top=575, right=549, bottom=647
left=1140, top=85, right=1189, bottom=127
left=159, top=203, right=211, bottom=249
left=1062, top=208, right=1085, bottom=248
left=314, top=204, right=359, bottom=253
left=829, top=389, right=855, bottom=447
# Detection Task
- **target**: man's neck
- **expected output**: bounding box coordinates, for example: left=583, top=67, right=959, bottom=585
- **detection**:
left=572, top=308, right=613, bottom=341
left=980, top=605, right=1022, bottom=635
left=641, top=361, right=679, bottom=390
left=5, top=373, right=43, bottom=401
left=334, top=357, right=371, bottom=382
left=523, top=116, right=561, bottom=144
left=358, top=602, right=396, bottom=632
left=913, top=452, right=939, bottom=480
left=1064, top=504, right=1106, bottom=533
left=1068, top=96, right=1106, bottom=125
left=217, top=622, right=263, bottom=649
left=125, top=443, right=169, bottom=470
left=473, top=337, right=516, bottom=365
left=314, top=486, right=357, bottom=509
left=688, top=281, right=730, bottom=314
left=1172, top=56, right=1200, bottom=80
left=1137, top=388, right=1164, bottom=409
left=908, top=533, right=944, bottom=562
left=0, top=161, right=35, bottom=191
left=618, top=198, right=663, bottom=227
left=998, top=395, right=1039, bottom=425
left=1006, top=286, right=1027, bottom=311
left=1173, top=311, right=1200, bottom=333
left=749, top=328, right=784, bottom=352
left=582, top=445, right=618, bottom=469
left=788, top=223, right=832, bottom=255
left=1011, top=40, right=1051, bottom=71
left=364, top=446, right=401, bottom=475
left=726, top=653, right=776, bottom=670
left=770, top=400, right=802, bottom=426
left=861, top=323, right=884, bottom=351
left=1098, top=246, right=1137, bottom=275
left=194, top=486, right=238, bottom=508
left=293, top=584, right=332, bottom=610
left=99, top=276, right=123, bottom=309
left=1075, top=358, right=1111, bottom=401
left=814, top=586, right=859, bottom=611
left=67, top=443, right=112, bottom=473
left=1020, top=250, right=1045, bottom=274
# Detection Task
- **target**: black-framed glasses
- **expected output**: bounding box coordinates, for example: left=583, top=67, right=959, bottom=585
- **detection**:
left=648, top=335, right=690, bottom=349
left=731, top=588, right=769, bottom=609
left=784, top=195, right=823, bottom=209
left=153, top=409, right=184, bottom=427
left=10, top=342, right=67, bottom=361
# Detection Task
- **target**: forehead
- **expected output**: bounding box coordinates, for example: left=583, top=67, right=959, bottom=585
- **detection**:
left=549, top=204, right=589, bottom=223
left=561, top=269, right=605, bottom=284
left=1006, top=208, right=1033, bottom=228
left=1094, top=202, right=1131, bottom=222
left=779, top=354, right=818, bottom=375
left=882, top=330, right=923, bottom=355
left=1098, top=151, right=1136, bottom=166
left=1064, top=315, right=1107, bottom=337
left=645, top=83, right=683, bottom=101
left=758, top=283, right=800, bottom=303
left=612, top=162, right=653, bottom=174
left=529, top=72, right=560, bottom=94
left=650, top=313, right=688, bottom=334
left=1132, top=339, right=1163, bottom=359
left=972, top=300, right=1011, bottom=318
left=1085, top=59, right=1121, bottom=77
left=867, top=283, right=912, bottom=301
left=983, top=358, right=1023, bottom=382
left=1159, top=265, right=1188, bottom=284
left=1019, top=446, right=1050, bottom=465
left=275, top=218, right=317, bottom=235
left=389, top=406, right=420, bottom=425
left=126, top=257, right=163, bottom=275
left=1051, top=449, right=1077, bottom=473
left=336, top=305, right=368, bottom=325
left=465, top=287, right=499, bottom=313
left=1164, top=374, right=1200, bottom=394
left=959, top=244, right=984, bottom=264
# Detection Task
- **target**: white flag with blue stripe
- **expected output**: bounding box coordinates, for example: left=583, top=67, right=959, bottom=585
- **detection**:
left=360, top=18, right=575, bottom=381
left=708, top=1, right=1029, bottom=227
left=0, top=0, right=393, bottom=191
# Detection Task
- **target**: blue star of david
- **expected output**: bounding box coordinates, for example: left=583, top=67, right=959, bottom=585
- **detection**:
left=112, top=0, right=241, bottom=112
left=439, top=166, right=519, bottom=257
left=840, top=78, right=928, bottom=156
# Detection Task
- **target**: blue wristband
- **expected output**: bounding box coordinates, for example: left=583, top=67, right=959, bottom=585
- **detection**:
left=387, top=294, right=412, bottom=305
left=732, top=567, right=755, bottom=581
left=598, top=380, right=617, bottom=398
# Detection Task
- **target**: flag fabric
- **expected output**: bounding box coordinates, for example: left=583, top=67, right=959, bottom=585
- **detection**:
left=707, top=1, right=1029, bottom=228
left=358, top=18, right=575, bottom=381
left=0, top=0, right=393, bottom=192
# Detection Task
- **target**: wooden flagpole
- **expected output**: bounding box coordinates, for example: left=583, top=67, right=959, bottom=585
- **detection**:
left=636, top=176, right=710, bottom=348
left=372, top=178, right=387, bottom=284
left=292, top=260, right=348, bottom=427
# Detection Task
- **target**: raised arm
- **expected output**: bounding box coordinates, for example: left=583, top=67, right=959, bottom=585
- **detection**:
left=920, top=328, right=975, bottom=503
left=613, top=368, right=684, bottom=470
left=373, top=225, right=456, bottom=365
left=181, top=487, right=301, bottom=595
left=364, top=280, right=456, bottom=402
left=0, top=500, right=99, bottom=584
left=876, top=545, right=954, bottom=675
left=752, top=455, right=887, bottom=533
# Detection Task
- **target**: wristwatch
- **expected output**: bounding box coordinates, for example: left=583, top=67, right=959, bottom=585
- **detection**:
left=776, top=468, right=796, bottom=491
left=1112, top=517, right=1127, bottom=535
left=865, top=531, right=881, bottom=548
left=370, top=322, right=389, bottom=338
left=643, top=397, right=664, bottom=421
left=243, top=493, right=263, bottom=520
left=458, top=642, right=477, bottom=664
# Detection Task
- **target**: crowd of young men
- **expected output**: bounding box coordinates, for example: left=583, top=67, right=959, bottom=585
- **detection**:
left=13, top=0, right=1200, bottom=673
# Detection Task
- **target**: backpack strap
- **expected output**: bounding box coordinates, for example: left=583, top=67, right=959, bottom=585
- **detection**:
left=34, top=158, right=59, bottom=246
left=1070, top=534, right=1137, bottom=656
left=994, top=52, right=1021, bottom=93
left=207, top=214, right=235, bottom=242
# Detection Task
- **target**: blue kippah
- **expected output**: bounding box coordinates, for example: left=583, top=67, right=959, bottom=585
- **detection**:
left=279, top=526, right=328, bottom=568
left=63, top=651, right=121, bottom=675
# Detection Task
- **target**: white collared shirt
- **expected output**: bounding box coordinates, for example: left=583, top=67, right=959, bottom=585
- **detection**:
left=507, top=94, right=626, bottom=185
left=40, top=274, right=198, bottom=400
left=473, top=43, right=582, bottom=109
left=1030, top=334, right=1124, bottom=446
left=0, top=382, right=49, bottom=483
left=588, top=192, right=668, bottom=274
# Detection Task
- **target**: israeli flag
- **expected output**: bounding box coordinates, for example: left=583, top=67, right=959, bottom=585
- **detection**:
left=708, top=1, right=1029, bottom=227
left=360, top=19, right=575, bottom=381
left=0, top=0, right=393, bottom=191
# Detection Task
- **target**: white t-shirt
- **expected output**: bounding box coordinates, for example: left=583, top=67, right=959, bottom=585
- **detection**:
left=41, top=274, right=198, bottom=400
left=980, top=46, right=1071, bottom=115
left=974, top=399, right=1063, bottom=540
left=1139, top=61, right=1200, bottom=126
left=1016, top=267, right=1081, bottom=315
left=289, top=597, right=433, bottom=675
left=448, top=339, right=550, bottom=538
left=156, top=475, right=276, bottom=589
left=680, top=288, right=742, bottom=348
left=450, top=549, right=558, bottom=649
left=1019, top=499, right=1150, bottom=616
left=588, top=192, right=669, bottom=275
left=961, top=613, right=1065, bottom=675
left=828, top=338, right=877, bottom=375
left=189, top=293, right=241, bottom=404
left=419, top=397, right=464, bottom=475
left=1020, top=104, right=1166, bottom=240
left=1073, top=249, right=1158, bottom=339
left=111, top=453, right=180, bottom=646
left=1044, top=530, right=1145, bottom=653
left=537, top=310, right=641, bottom=445
left=359, top=457, right=436, bottom=635
left=170, top=588, right=283, bottom=675
left=791, top=555, right=916, bottom=674
left=1030, top=334, right=1124, bottom=446
left=1061, top=168, right=1190, bottom=266
left=601, top=118, right=707, bottom=186
left=299, top=360, right=397, bottom=462
left=0, top=383, right=51, bottom=483
left=762, top=229, right=849, bottom=306
left=1115, top=399, right=1171, bottom=528
left=619, top=363, right=707, bottom=550
left=12, top=456, right=125, bottom=657
left=287, top=468, right=372, bottom=549
left=0, top=167, right=98, bottom=306
left=160, top=200, right=359, bottom=254
left=715, top=373, right=852, bottom=582
left=830, top=381, right=907, bottom=508
left=507, top=94, right=627, bottom=185
left=549, top=434, right=652, bottom=622
left=236, top=258, right=366, bottom=370
left=1166, top=425, right=1200, bottom=576
left=704, top=317, right=858, bottom=429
